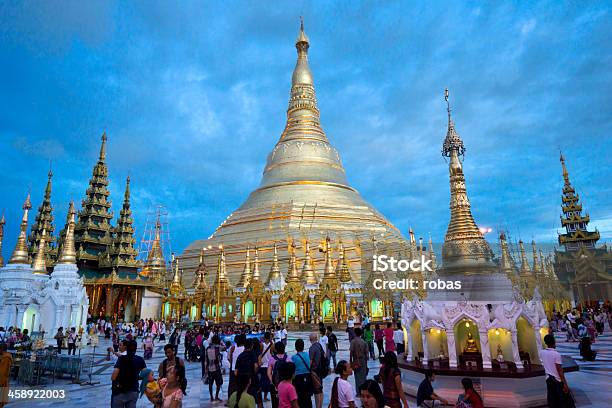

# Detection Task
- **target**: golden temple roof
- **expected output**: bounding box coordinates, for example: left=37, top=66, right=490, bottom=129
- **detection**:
left=57, top=201, right=77, bottom=264
left=9, top=193, right=32, bottom=264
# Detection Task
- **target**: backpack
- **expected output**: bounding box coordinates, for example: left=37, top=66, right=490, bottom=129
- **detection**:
left=271, top=354, right=288, bottom=386
left=314, top=343, right=330, bottom=379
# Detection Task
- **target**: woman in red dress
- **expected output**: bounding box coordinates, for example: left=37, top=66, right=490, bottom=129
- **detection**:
left=383, top=323, right=395, bottom=353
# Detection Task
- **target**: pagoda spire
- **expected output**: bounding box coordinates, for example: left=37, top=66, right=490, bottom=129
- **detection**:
left=278, top=18, right=327, bottom=146
left=336, top=241, right=352, bottom=283
left=237, top=246, right=252, bottom=288
left=322, top=236, right=336, bottom=279
left=499, top=232, right=518, bottom=282
left=252, top=246, right=261, bottom=282
left=428, top=235, right=437, bottom=270
left=57, top=201, right=77, bottom=264
left=518, top=240, right=531, bottom=274
left=74, top=132, right=114, bottom=268
left=100, top=176, right=139, bottom=271
left=142, top=215, right=166, bottom=282
left=9, top=193, right=32, bottom=264
left=194, top=249, right=208, bottom=291
left=0, top=213, right=5, bottom=266
left=266, top=243, right=283, bottom=286
left=557, top=152, right=600, bottom=250
left=531, top=240, right=541, bottom=276
left=28, top=168, right=55, bottom=265
left=301, top=240, right=318, bottom=284
left=32, top=228, right=48, bottom=273
left=440, top=89, right=493, bottom=269
left=286, top=242, right=301, bottom=283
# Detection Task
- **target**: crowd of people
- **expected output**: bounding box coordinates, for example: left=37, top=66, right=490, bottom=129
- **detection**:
left=0, top=303, right=608, bottom=408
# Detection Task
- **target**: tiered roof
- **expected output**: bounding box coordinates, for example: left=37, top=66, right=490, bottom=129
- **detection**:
left=28, top=169, right=56, bottom=266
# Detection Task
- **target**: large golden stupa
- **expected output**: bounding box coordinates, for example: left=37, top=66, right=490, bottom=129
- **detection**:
left=178, top=22, right=424, bottom=322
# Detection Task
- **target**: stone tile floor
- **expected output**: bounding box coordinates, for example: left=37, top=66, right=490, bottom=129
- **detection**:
left=7, top=330, right=611, bottom=407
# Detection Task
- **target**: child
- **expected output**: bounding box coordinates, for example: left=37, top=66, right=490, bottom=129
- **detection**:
left=277, top=361, right=298, bottom=408
left=139, top=368, right=162, bottom=408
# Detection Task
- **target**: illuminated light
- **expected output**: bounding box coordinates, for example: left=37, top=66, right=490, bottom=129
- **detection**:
left=218, top=245, right=223, bottom=249
left=495, top=329, right=500, bottom=336
left=436, top=329, right=441, bottom=334
left=465, top=322, right=470, bottom=328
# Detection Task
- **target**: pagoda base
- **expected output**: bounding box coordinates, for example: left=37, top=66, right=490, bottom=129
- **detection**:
left=399, top=357, right=579, bottom=408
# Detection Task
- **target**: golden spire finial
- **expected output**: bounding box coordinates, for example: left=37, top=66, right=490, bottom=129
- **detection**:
left=442, top=89, right=465, bottom=158
left=32, top=228, right=48, bottom=273
left=336, top=240, right=351, bottom=283
left=57, top=201, right=77, bottom=264
left=286, top=241, right=301, bottom=283
left=560, top=151, right=571, bottom=185
left=252, top=246, right=261, bottom=282
left=531, top=240, right=541, bottom=275
left=518, top=240, right=531, bottom=274
left=322, top=236, right=335, bottom=279
left=301, top=240, right=317, bottom=284
left=45, top=165, right=53, bottom=198
left=291, top=17, right=313, bottom=87
left=9, top=193, right=32, bottom=264
left=266, top=243, right=282, bottom=286
left=499, top=232, right=518, bottom=281
left=238, top=245, right=252, bottom=288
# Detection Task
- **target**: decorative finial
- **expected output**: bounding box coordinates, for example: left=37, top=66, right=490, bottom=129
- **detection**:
left=559, top=150, right=570, bottom=185
left=441, top=88, right=465, bottom=158
left=99, top=131, right=107, bottom=161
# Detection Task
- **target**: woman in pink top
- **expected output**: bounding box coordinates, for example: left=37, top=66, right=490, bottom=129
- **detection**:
left=277, top=361, right=298, bottom=408
left=383, top=323, right=395, bottom=353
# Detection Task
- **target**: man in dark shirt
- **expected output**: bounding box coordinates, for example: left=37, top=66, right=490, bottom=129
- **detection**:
left=416, top=370, right=448, bottom=407
left=111, top=340, right=146, bottom=408
left=349, top=327, right=369, bottom=390
left=327, top=326, right=338, bottom=368
left=235, top=338, right=261, bottom=404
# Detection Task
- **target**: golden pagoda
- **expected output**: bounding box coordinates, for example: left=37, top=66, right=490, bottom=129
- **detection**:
left=517, top=240, right=536, bottom=299
left=139, top=215, right=167, bottom=285
left=179, top=20, right=410, bottom=322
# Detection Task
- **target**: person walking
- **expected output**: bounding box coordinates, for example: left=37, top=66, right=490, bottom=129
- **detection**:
left=327, top=326, right=339, bottom=369
left=169, top=328, right=181, bottom=354
left=541, top=334, right=573, bottom=407
left=329, top=361, right=356, bottom=408
left=111, top=340, right=146, bottom=408
left=349, top=328, right=369, bottom=391
left=229, top=334, right=246, bottom=400
left=308, top=333, right=325, bottom=408
left=393, top=323, right=405, bottom=355
left=383, top=323, right=395, bottom=354
left=235, top=339, right=261, bottom=407
left=378, top=352, right=409, bottom=408
left=267, top=341, right=288, bottom=408
left=0, top=343, right=13, bottom=408
left=204, top=334, right=226, bottom=402
left=259, top=332, right=274, bottom=402
left=228, top=374, right=256, bottom=408
left=292, top=339, right=313, bottom=408
left=374, top=324, right=384, bottom=358
left=363, top=324, right=375, bottom=360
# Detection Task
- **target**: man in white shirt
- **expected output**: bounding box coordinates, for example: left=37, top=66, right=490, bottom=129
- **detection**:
left=281, top=324, right=288, bottom=346
left=541, top=334, right=571, bottom=407
left=318, top=327, right=329, bottom=360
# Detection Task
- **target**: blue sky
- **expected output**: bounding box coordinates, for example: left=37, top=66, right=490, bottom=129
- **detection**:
left=1, top=1, right=610, bottom=261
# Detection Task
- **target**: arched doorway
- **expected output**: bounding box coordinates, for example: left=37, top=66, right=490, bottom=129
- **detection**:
left=409, top=319, right=424, bottom=360
left=516, top=316, right=540, bottom=364
left=370, top=298, right=384, bottom=319
left=488, top=328, right=512, bottom=362
left=163, top=302, right=171, bottom=319
left=426, top=328, right=448, bottom=360
left=190, top=305, right=198, bottom=321
left=244, top=300, right=254, bottom=322
left=22, top=305, right=38, bottom=333
left=454, top=318, right=481, bottom=368
left=321, top=298, right=333, bottom=321
left=285, top=300, right=296, bottom=322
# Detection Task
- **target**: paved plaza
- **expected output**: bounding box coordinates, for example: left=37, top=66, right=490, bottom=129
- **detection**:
left=6, top=330, right=611, bottom=407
